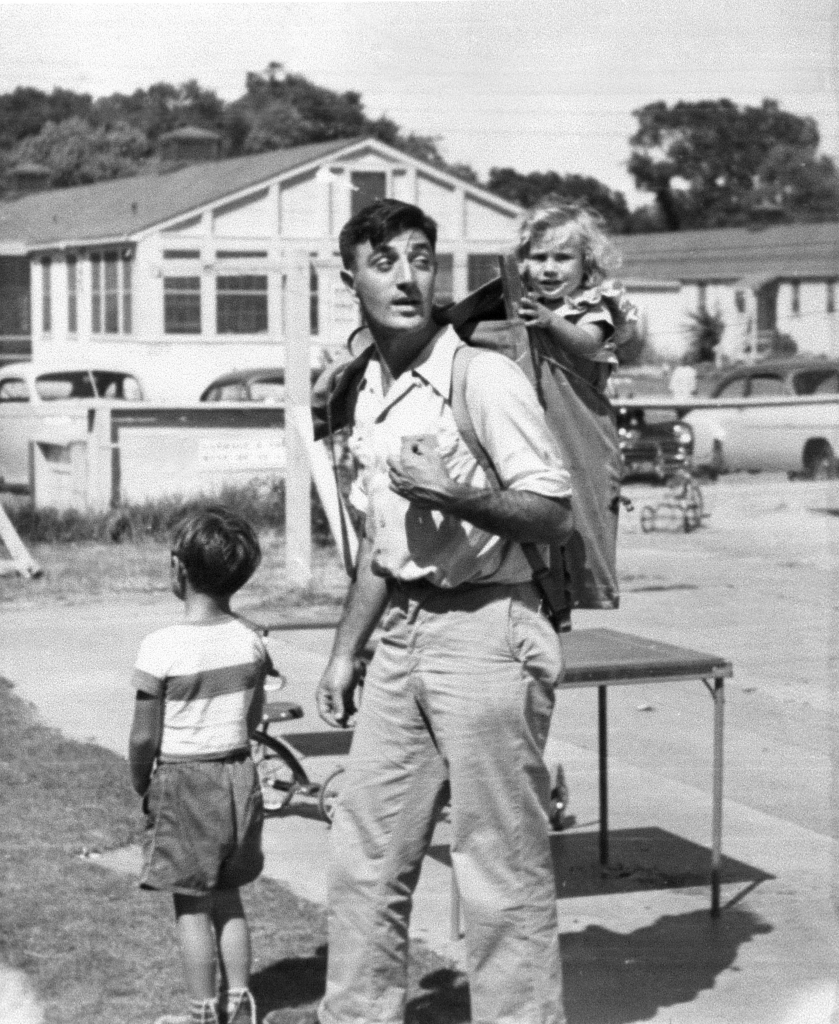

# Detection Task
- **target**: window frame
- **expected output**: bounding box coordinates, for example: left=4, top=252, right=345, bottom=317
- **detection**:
left=90, top=249, right=133, bottom=335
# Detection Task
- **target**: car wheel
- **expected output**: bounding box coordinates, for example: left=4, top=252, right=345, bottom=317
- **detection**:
left=807, top=442, right=838, bottom=480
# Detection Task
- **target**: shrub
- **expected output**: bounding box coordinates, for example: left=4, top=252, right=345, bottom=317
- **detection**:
left=3, top=481, right=336, bottom=546
left=683, top=306, right=725, bottom=364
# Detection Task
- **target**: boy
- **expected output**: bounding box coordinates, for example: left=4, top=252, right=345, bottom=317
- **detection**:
left=129, top=506, right=270, bottom=1024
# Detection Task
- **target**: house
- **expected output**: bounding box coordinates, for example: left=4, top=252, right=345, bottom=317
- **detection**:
left=617, top=221, right=839, bottom=363
left=0, top=137, right=523, bottom=399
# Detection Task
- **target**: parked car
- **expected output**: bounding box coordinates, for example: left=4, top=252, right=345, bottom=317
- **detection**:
left=683, top=357, right=839, bottom=479
left=616, top=405, right=693, bottom=481
left=0, top=362, right=144, bottom=491
left=199, top=366, right=322, bottom=403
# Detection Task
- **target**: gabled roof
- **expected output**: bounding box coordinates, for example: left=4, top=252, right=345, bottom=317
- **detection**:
left=0, top=137, right=360, bottom=247
left=618, top=220, right=839, bottom=284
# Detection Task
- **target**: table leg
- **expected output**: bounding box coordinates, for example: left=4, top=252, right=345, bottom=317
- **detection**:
left=450, top=870, right=462, bottom=941
left=711, top=674, right=725, bottom=915
left=598, top=685, right=609, bottom=867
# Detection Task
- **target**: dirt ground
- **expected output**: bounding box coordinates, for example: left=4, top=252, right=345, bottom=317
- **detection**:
left=2, top=470, right=838, bottom=1023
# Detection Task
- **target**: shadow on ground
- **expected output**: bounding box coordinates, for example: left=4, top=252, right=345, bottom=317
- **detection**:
left=428, top=825, right=774, bottom=899
left=249, top=905, right=772, bottom=1024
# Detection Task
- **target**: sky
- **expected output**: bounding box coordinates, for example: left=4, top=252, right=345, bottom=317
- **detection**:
left=1, top=0, right=837, bottom=207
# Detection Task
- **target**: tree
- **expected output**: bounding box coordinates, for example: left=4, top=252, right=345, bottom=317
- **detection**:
left=0, top=86, right=93, bottom=149
left=92, top=80, right=228, bottom=143
left=683, top=306, right=725, bottom=364
left=8, top=116, right=151, bottom=188
left=628, top=98, right=839, bottom=229
left=485, top=168, right=632, bottom=231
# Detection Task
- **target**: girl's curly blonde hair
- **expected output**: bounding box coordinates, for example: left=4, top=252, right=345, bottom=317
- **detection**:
left=516, top=197, right=622, bottom=288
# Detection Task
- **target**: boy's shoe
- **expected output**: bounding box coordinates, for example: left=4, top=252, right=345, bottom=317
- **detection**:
left=226, top=988, right=257, bottom=1024
left=154, top=999, right=220, bottom=1024
left=261, top=1011, right=319, bottom=1024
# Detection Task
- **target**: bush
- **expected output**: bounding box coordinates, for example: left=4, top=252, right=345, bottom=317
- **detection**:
left=3, top=481, right=336, bottom=546
left=683, top=306, right=725, bottom=364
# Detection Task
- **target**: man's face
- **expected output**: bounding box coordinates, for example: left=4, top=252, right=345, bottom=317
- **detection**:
left=342, top=229, right=436, bottom=340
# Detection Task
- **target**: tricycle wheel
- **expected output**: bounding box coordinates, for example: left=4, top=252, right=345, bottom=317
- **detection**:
left=318, top=767, right=345, bottom=824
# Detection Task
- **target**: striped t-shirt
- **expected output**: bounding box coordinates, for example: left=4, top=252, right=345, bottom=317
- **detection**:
left=131, top=618, right=270, bottom=762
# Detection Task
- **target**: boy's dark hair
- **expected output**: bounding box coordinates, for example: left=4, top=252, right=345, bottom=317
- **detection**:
left=338, top=199, right=437, bottom=269
left=171, top=505, right=261, bottom=598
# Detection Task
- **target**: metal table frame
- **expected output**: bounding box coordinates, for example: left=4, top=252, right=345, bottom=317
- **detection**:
left=450, top=627, right=732, bottom=937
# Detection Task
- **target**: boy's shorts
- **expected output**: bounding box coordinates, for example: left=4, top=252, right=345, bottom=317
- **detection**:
left=140, top=754, right=264, bottom=896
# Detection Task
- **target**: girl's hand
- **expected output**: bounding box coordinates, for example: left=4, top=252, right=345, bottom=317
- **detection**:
left=517, top=296, right=560, bottom=330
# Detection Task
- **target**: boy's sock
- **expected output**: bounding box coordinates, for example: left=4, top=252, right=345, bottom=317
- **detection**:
left=226, top=988, right=257, bottom=1024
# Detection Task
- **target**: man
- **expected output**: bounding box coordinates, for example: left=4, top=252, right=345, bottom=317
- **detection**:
left=316, top=199, right=573, bottom=1024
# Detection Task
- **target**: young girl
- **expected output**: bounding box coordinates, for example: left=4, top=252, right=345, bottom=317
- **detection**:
left=516, top=199, right=638, bottom=393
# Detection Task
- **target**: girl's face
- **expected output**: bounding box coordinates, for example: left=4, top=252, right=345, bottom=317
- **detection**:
left=522, top=226, right=586, bottom=304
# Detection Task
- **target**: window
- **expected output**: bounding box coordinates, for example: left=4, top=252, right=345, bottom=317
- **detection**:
left=164, top=276, right=202, bottom=334
left=734, top=289, right=746, bottom=314
left=67, top=256, right=78, bottom=333
left=216, top=275, right=268, bottom=334
left=41, top=257, right=51, bottom=333
left=697, top=283, right=707, bottom=310
left=0, top=378, right=28, bottom=402
left=309, top=262, right=319, bottom=336
left=434, top=253, right=454, bottom=306
left=351, top=172, right=387, bottom=217
left=467, top=254, right=499, bottom=293
left=216, top=250, right=268, bottom=259
left=91, top=251, right=132, bottom=334
left=714, top=377, right=748, bottom=399
left=163, top=249, right=201, bottom=259
left=827, top=281, right=836, bottom=315
left=794, top=369, right=839, bottom=396
left=790, top=282, right=800, bottom=316
left=748, top=374, right=786, bottom=397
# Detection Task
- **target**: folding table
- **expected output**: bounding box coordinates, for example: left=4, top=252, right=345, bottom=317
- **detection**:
left=449, top=627, right=732, bottom=937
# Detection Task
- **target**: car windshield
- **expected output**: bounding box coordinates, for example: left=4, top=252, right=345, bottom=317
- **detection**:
left=35, top=371, right=141, bottom=401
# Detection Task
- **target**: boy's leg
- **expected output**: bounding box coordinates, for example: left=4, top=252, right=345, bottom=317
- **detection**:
left=213, top=888, right=251, bottom=992
left=173, top=893, right=218, bottom=1001
left=213, top=888, right=258, bottom=1024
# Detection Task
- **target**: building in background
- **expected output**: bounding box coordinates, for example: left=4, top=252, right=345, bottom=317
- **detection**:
left=0, top=137, right=522, bottom=399
left=618, top=221, right=839, bottom=364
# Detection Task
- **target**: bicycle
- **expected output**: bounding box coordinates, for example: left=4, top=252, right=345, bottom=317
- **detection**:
left=249, top=651, right=368, bottom=823
left=250, top=687, right=345, bottom=823
left=640, top=467, right=705, bottom=534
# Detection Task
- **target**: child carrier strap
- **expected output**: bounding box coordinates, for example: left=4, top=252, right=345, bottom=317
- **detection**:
left=450, top=344, right=567, bottom=630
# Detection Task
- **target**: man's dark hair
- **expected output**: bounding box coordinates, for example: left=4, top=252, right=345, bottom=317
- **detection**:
left=338, top=199, right=437, bottom=269
left=171, top=505, right=261, bottom=598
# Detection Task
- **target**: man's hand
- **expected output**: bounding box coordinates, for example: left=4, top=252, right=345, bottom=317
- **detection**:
left=517, top=295, right=561, bottom=331
left=316, top=656, right=360, bottom=728
left=387, top=435, right=463, bottom=510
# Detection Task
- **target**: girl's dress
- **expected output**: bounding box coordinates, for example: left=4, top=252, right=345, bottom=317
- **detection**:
left=547, top=279, right=639, bottom=392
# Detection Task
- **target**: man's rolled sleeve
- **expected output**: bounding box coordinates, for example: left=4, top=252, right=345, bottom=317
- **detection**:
left=464, top=351, right=572, bottom=498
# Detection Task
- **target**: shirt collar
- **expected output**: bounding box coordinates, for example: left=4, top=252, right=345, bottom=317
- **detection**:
left=409, top=325, right=461, bottom=400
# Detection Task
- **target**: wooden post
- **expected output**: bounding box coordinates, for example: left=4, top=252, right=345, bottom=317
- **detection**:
left=284, top=255, right=313, bottom=586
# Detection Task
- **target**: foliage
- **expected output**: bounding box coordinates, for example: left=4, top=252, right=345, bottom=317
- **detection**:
left=615, top=317, right=662, bottom=367
left=628, top=99, right=839, bottom=229
left=682, top=306, right=726, bottom=364
left=3, top=481, right=334, bottom=545
left=8, top=116, right=151, bottom=188
left=486, top=168, right=632, bottom=232
left=0, top=86, right=94, bottom=149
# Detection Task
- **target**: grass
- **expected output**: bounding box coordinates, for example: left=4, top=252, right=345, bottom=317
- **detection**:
left=0, top=672, right=469, bottom=1023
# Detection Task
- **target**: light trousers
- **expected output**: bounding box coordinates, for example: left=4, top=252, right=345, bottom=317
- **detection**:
left=319, top=580, right=566, bottom=1024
